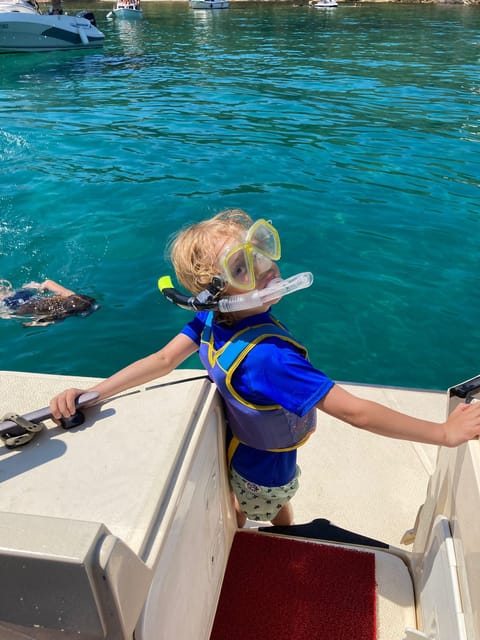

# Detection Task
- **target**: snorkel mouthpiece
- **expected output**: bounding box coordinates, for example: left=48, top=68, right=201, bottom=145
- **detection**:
left=158, top=272, right=313, bottom=313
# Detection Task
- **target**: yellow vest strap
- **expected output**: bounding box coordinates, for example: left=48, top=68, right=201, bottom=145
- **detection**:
left=227, top=435, right=241, bottom=469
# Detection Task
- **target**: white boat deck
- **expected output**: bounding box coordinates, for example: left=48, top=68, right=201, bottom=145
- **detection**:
left=0, top=370, right=442, bottom=550
left=295, top=381, right=443, bottom=548
left=1, top=369, right=475, bottom=640
left=0, top=369, right=213, bottom=560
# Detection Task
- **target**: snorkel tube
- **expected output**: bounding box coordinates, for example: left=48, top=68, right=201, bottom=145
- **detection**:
left=158, top=272, right=313, bottom=313
left=158, top=275, right=220, bottom=311
left=219, top=272, right=313, bottom=312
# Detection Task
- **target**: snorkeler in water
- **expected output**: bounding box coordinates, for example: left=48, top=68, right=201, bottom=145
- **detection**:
left=0, top=279, right=98, bottom=326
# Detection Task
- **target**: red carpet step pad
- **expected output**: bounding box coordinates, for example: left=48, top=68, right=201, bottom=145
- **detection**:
left=210, top=531, right=376, bottom=640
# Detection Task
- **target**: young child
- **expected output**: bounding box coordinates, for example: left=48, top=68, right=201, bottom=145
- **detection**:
left=49, top=209, right=480, bottom=527
left=0, top=278, right=97, bottom=326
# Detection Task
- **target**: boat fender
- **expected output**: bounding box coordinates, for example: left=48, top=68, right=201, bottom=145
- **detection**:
left=0, top=390, right=99, bottom=449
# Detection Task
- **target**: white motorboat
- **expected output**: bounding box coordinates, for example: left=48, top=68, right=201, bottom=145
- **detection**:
left=189, top=0, right=229, bottom=9
left=106, top=0, right=142, bottom=20
left=0, top=368, right=479, bottom=639
left=310, top=0, right=338, bottom=8
left=0, top=0, right=105, bottom=53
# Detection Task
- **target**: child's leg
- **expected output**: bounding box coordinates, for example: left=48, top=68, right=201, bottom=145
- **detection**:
left=271, top=501, right=294, bottom=526
left=232, top=489, right=292, bottom=527
left=231, top=491, right=247, bottom=528
left=230, top=466, right=299, bottom=527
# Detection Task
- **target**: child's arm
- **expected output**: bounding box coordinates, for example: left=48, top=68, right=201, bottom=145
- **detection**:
left=317, top=384, right=480, bottom=447
left=50, top=333, right=199, bottom=420
left=40, top=279, right=75, bottom=296
left=24, top=279, right=75, bottom=296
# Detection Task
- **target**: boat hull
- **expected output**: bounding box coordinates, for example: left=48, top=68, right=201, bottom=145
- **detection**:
left=310, top=0, right=338, bottom=7
left=0, top=12, right=105, bottom=52
left=111, top=7, right=142, bottom=19
left=189, top=0, right=229, bottom=9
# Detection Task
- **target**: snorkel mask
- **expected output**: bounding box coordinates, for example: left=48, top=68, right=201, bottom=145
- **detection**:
left=159, top=218, right=313, bottom=313
left=220, top=218, right=281, bottom=291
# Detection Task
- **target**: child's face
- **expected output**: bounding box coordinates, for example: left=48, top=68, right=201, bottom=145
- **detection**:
left=216, top=220, right=281, bottom=295
left=215, top=232, right=282, bottom=316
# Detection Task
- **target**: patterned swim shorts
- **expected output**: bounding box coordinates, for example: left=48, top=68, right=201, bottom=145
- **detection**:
left=230, top=466, right=301, bottom=522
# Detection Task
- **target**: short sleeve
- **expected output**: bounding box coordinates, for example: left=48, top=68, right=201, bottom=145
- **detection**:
left=180, top=311, right=209, bottom=345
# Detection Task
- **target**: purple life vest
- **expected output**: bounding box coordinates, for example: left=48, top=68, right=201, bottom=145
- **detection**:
left=199, top=313, right=316, bottom=451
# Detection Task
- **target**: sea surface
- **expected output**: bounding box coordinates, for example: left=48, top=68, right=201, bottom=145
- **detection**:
left=0, top=2, right=479, bottom=391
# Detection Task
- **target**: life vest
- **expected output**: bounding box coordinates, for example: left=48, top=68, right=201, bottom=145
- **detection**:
left=199, top=312, right=316, bottom=453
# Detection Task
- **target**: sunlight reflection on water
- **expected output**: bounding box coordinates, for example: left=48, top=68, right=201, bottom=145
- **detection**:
left=0, top=2, right=479, bottom=389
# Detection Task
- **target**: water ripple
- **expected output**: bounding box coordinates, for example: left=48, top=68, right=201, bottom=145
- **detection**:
left=0, top=2, right=479, bottom=388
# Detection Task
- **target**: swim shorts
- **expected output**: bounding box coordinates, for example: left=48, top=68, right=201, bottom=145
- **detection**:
left=2, top=289, right=35, bottom=309
left=230, top=465, right=301, bottom=522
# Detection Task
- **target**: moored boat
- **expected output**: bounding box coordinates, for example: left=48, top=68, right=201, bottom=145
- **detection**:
left=106, top=0, right=142, bottom=20
left=309, top=0, right=338, bottom=8
left=0, top=369, right=479, bottom=638
left=189, top=0, right=229, bottom=9
left=0, top=0, right=104, bottom=53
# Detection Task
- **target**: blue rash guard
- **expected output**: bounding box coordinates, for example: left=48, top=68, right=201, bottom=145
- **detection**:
left=181, top=310, right=334, bottom=487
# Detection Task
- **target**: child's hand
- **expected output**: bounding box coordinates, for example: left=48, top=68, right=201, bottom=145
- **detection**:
left=443, top=402, right=480, bottom=447
left=50, top=388, right=87, bottom=423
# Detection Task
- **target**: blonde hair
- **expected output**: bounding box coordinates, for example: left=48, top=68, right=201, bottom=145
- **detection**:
left=169, top=209, right=253, bottom=295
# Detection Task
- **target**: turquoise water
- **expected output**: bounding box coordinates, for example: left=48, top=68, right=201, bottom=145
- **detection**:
left=0, top=2, right=479, bottom=391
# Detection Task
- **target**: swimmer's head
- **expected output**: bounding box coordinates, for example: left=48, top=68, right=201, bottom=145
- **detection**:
left=0, top=280, right=13, bottom=299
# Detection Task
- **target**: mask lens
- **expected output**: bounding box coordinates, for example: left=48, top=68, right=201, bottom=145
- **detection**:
left=223, top=245, right=255, bottom=290
left=247, top=219, right=281, bottom=260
